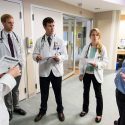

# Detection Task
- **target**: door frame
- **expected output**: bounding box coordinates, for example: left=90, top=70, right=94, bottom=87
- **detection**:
left=63, top=14, right=76, bottom=79
left=0, top=0, right=27, bottom=100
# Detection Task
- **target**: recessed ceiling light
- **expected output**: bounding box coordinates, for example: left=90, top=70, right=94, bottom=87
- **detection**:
left=78, top=3, right=82, bottom=7
left=95, top=8, right=100, bottom=10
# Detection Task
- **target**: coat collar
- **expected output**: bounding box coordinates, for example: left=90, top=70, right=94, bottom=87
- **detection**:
left=86, top=43, right=101, bottom=58
left=2, top=30, right=12, bottom=52
left=44, top=34, right=55, bottom=49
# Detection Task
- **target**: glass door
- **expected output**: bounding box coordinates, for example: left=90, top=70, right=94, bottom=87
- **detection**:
left=63, top=15, right=76, bottom=78
left=75, top=17, right=92, bottom=69
left=63, top=15, right=92, bottom=78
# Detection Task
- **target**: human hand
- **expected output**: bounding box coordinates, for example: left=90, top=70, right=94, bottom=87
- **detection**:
left=79, top=74, right=83, bottom=81
left=52, top=55, right=60, bottom=62
left=0, top=73, right=5, bottom=78
left=36, top=54, right=43, bottom=62
left=89, top=62, right=97, bottom=67
left=120, top=72, right=125, bottom=81
left=7, top=66, right=21, bottom=78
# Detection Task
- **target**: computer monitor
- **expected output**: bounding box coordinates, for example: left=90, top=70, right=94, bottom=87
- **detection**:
left=120, top=39, right=125, bottom=47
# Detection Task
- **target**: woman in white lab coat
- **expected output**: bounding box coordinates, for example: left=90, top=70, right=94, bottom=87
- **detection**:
left=0, top=67, right=21, bottom=125
left=79, top=28, right=108, bottom=123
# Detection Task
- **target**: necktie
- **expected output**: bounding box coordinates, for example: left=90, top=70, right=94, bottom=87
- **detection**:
left=47, top=36, right=51, bottom=46
left=8, top=34, right=15, bottom=57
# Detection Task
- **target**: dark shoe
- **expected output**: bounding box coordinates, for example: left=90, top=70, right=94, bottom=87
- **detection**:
left=114, top=120, right=118, bottom=125
left=95, top=116, right=102, bottom=123
left=14, top=108, right=26, bottom=115
left=79, top=111, right=87, bottom=117
left=58, top=112, right=65, bottom=122
left=34, top=112, right=46, bottom=122
left=9, top=111, right=13, bottom=121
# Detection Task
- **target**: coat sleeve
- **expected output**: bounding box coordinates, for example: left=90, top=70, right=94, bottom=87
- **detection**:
left=0, top=74, right=16, bottom=96
left=16, top=35, right=24, bottom=66
left=32, top=38, right=41, bottom=62
left=96, top=45, right=108, bottom=70
left=58, top=39, right=68, bottom=62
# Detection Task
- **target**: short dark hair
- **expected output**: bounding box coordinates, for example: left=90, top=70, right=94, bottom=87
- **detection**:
left=1, top=14, right=13, bottom=23
left=43, top=17, right=54, bottom=27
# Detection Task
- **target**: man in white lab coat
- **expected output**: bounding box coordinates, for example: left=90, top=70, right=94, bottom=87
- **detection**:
left=33, top=17, right=68, bottom=122
left=0, top=67, right=21, bottom=125
left=0, top=14, right=26, bottom=120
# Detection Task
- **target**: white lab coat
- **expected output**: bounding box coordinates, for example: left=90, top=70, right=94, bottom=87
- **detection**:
left=79, top=43, right=108, bottom=83
left=33, top=35, right=68, bottom=77
left=0, top=30, right=23, bottom=65
left=0, top=74, right=16, bottom=125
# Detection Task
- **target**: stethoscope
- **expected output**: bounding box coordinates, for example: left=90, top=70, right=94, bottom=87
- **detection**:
left=85, top=43, right=103, bottom=60
left=0, top=31, right=3, bottom=41
left=41, top=34, right=59, bottom=49
left=41, top=34, right=46, bottom=44
left=85, top=43, right=91, bottom=58
left=0, top=30, right=19, bottom=43
left=40, top=34, right=61, bottom=55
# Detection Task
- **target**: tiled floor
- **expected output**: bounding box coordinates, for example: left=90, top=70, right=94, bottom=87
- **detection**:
left=10, top=70, right=119, bottom=125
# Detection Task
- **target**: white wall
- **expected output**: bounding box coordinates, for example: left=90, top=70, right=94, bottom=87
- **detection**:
left=95, top=10, right=120, bottom=70
left=119, top=20, right=125, bottom=39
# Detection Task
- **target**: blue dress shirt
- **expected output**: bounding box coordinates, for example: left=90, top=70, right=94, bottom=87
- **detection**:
left=115, top=60, right=125, bottom=94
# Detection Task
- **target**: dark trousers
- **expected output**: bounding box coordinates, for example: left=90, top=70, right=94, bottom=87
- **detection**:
left=116, top=89, right=125, bottom=125
left=39, top=71, right=63, bottom=113
left=4, top=75, right=21, bottom=111
left=82, top=73, right=103, bottom=116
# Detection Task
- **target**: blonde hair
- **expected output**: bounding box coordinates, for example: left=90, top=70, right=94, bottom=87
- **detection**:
left=89, top=28, right=102, bottom=54
left=1, top=14, right=13, bottom=23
